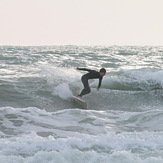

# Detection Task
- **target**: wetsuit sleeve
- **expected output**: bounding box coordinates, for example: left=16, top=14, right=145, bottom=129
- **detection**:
left=78, top=68, right=92, bottom=72
left=98, top=77, right=103, bottom=88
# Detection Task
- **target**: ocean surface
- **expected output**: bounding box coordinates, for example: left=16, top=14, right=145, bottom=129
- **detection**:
left=0, top=45, right=163, bottom=163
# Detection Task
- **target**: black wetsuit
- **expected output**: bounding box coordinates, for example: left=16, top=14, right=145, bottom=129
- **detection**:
left=78, top=68, right=103, bottom=97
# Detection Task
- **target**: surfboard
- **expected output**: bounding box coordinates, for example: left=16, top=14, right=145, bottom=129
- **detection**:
left=71, top=96, right=87, bottom=109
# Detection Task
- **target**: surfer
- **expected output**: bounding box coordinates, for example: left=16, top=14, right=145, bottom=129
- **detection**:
left=76, top=67, right=106, bottom=99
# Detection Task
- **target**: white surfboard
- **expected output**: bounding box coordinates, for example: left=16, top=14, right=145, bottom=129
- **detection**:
left=71, top=96, right=87, bottom=109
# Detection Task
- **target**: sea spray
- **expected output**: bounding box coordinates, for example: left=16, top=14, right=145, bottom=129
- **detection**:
left=53, top=83, right=73, bottom=99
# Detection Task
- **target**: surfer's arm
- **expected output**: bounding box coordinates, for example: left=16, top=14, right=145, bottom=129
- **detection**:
left=97, top=77, right=103, bottom=89
left=76, top=67, right=92, bottom=72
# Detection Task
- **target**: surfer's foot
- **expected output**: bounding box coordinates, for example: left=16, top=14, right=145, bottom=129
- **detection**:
left=77, top=95, right=82, bottom=100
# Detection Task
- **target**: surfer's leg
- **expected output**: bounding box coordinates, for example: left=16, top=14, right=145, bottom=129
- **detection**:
left=78, top=76, right=91, bottom=97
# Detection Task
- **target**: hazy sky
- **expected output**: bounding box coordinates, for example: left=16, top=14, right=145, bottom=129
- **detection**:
left=0, top=0, right=163, bottom=46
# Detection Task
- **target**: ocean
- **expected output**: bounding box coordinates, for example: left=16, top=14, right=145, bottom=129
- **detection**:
left=0, top=45, right=163, bottom=163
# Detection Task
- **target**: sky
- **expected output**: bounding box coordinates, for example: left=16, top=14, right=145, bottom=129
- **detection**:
left=0, top=0, right=163, bottom=46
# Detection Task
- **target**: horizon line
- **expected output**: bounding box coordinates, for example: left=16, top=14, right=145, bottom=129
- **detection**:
left=1, top=44, right=163, bottom=47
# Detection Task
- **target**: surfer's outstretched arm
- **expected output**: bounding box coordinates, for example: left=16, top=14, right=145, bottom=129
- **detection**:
left=98, top=77, right=102, bottom=89
left=76, top=67, right=92, bottom=72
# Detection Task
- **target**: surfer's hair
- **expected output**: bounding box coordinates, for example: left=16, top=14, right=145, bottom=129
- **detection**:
left=100, top=68, right=106, bottom=73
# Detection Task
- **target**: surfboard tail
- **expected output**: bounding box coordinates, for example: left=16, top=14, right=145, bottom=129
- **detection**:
left=71, top=96, right=87, bottom=109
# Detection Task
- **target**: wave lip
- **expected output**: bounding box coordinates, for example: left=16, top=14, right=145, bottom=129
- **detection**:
left=101, top=69, right=163, bottom=91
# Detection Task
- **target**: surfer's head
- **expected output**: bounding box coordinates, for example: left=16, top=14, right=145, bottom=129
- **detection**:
left=99, top=68, right=106, bottom=77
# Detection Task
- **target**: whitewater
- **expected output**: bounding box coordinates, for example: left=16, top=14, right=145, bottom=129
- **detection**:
left=0, top=46, right=163, bottom=163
